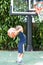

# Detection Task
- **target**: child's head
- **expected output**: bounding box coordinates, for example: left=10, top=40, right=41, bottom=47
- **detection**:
left=16, top=25, right=23, bottom=32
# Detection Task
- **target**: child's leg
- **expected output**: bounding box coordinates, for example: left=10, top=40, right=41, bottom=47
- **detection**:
left=17, top=53, right=24, bottom=62
left=17, top=42, right=24, bottom=62
left=19, top=53, right=24, bottom=58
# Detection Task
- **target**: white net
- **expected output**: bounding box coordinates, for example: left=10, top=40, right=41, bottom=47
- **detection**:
left=34, top=2, right=43, bottom=22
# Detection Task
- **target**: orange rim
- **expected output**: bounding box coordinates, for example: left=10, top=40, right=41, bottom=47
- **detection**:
left=34, top=2, right=43, bottom=14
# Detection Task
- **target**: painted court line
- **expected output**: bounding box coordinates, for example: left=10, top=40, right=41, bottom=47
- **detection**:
left=34, top=62, right=43, bottom=65
left=40, top=56, right=43, bottom=58
left=7, top=60, right=15, bottom=62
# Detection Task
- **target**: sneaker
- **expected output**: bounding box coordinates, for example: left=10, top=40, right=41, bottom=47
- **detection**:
left=16, top=60, right=23, bottom=64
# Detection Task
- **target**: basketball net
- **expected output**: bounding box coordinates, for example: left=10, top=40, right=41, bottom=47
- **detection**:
left=34, top=2, right=43, bottom=22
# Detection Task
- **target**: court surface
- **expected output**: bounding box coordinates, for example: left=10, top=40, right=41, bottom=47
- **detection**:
left=0, top=51, right=43, bottom=65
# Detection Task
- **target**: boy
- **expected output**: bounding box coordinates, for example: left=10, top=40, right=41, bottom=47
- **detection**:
left=15, top=25, right=26, bottom=63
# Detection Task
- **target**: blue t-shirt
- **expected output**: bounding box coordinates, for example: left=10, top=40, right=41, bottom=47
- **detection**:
left=18, top=32, right=26, bottom=44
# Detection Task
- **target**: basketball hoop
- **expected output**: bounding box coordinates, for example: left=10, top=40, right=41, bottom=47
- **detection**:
left=34, top=2, right=43, bottom=22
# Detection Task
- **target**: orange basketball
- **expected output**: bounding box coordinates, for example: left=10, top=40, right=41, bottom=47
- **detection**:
left=7, top=28, right=16, bottom=38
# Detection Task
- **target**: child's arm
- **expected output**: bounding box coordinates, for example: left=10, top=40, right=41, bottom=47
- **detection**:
left=13, top=28, right=21, bottom=37
left=14, top=25, right=23, bottom=36
left=15, top=29, right=22, bottom=36
left=16, top=25, right=23, bottom=33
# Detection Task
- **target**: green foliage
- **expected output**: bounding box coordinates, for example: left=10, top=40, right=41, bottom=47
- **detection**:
left=32, top=21, right=43, bottom=50
left=0, top=0, right=26, bottom=50
left=39, top=22, right=43, bottom=50
left=32, top=23, right=41, bottom=50
left=13, top=0, right=28, bottom=12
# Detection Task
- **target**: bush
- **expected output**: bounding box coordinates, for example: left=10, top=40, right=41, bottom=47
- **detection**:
left=32, top=22, right=43, bottom=50
left=0, top=0, right=26, bottom=50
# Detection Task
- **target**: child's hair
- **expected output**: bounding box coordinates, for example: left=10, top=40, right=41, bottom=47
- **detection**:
left=16, top=25, right=23, bottom=32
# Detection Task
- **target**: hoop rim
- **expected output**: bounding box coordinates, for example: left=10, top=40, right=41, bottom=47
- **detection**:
left=34, top=2, right=43, bottom=14
left=34, top=2, right=43, bottom=6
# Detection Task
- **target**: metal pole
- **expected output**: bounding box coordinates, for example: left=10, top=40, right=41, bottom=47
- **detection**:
left=26, top=0, right=33, bottom=51
left=26, top=15, right=33, bottom=51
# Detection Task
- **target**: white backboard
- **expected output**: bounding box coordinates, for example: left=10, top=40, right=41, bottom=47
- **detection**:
left=10, top=0, right=40, bottom=15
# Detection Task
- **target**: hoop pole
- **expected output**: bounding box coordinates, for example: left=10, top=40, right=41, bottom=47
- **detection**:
left=26, top=15, right=33, bottom=51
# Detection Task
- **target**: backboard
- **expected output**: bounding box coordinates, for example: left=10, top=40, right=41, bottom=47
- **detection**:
left=29, top=0, right=43, bottom=11
left=10, top=0, right=41, bottom=15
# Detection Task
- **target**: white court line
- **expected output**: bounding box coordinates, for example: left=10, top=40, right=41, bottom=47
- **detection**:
left=40, top=56, right=43, bottom=58
left=7, top=60, right=15, bottom=62
left=34, top=62, right=43, bottom=65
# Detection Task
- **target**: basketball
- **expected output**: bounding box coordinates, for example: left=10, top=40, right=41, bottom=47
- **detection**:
left=7, top=28, right=17, bottom=38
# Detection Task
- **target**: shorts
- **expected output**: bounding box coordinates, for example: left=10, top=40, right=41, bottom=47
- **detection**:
left=18, top=42, right=25, bottom=53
